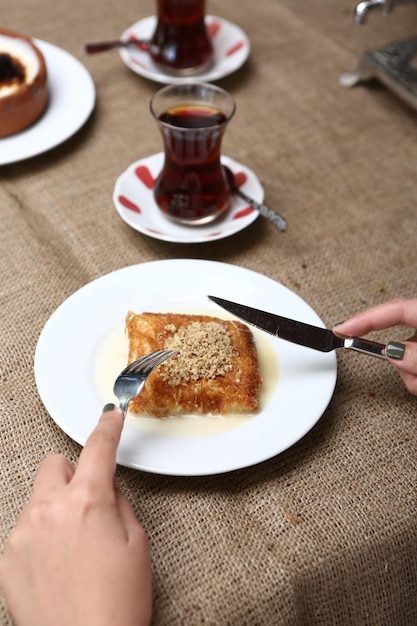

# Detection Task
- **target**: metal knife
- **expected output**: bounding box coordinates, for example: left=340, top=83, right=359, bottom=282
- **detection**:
left=208, top=295, right=387, bottom=359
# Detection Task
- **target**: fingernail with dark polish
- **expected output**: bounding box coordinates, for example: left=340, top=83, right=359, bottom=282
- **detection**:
left=103, top=402, right=117, bottom=412
left=386, top=341, right=406, bottom=360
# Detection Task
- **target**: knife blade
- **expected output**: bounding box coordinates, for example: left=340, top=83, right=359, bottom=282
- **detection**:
left=208, top=295, right=387, bottom=359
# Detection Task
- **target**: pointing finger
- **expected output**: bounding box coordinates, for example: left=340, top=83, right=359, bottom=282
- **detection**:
left=72, top=409, right=124, bottom=490
left=334, top=298, right=417, bottom=337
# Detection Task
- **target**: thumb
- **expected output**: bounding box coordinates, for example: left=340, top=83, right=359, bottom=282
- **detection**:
left=385, top=335, right=417, bottom=375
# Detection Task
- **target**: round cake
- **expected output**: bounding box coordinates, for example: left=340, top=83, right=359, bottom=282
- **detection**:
left=0, top=28, right=48, bottom=138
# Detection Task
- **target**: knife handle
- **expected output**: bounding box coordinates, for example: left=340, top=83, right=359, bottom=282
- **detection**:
left=344, top=337, right=387, bottom=359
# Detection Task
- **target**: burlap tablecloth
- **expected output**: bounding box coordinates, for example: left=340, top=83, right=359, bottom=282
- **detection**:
left=1, top=0, right=417, bottom=623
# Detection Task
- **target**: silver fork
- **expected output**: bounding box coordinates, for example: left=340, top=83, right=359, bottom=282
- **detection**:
left=103, top=350, right=177, bottom=417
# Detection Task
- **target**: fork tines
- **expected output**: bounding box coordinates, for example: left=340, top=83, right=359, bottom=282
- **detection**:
left=123, top=349, right=177, bottom=376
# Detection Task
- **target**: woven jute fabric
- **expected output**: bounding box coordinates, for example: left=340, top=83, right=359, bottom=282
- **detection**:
left=1, top=0, right=417, bottom=624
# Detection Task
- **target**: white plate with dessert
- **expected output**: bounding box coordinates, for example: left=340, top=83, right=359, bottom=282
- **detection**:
left=0, top=33, right=95, bottom=165
left=113, top=153, right=262, bottom=243
left=34, top=259, right=337, bottom=476
left=119, top=16, right=250, bottom=84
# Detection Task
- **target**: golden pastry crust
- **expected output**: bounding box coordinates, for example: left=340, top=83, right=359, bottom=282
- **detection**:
left=125, top=311, right=262, bottom=417
left=0, top=28, right=48, bottom=138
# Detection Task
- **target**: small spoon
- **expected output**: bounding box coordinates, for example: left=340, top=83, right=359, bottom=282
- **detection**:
left=223, top=165, right=288, bottom=232
left=84, top=39, right=154, bottom=54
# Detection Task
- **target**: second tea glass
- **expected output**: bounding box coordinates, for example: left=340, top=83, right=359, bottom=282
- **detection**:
left=150, top=0, right=213, bottom=75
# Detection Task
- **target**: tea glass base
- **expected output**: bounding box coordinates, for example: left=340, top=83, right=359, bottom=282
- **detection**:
left=152, top=58, right=215, bottom=77
left=158, top=203, right=230, bottom=227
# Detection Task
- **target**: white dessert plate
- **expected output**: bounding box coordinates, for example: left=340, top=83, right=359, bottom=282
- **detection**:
left=119, top=15, right=250, bottom=83
left=113, top=153, right=262, bottom=243
left=0, top=40, right=95, bottom=165
left=34, top=259, right=337, bottom=476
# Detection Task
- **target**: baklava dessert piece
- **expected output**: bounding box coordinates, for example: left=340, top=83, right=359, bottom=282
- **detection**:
left=125, top=311, right=262, bottom=417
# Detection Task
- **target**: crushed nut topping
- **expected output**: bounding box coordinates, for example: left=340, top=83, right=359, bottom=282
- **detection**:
left=161, top=321, right=238, bottom=386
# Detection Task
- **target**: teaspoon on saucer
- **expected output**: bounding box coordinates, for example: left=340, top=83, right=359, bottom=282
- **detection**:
left=84, top=39, right=154, bottom=54
left=223, top=165, right=288, bottom=232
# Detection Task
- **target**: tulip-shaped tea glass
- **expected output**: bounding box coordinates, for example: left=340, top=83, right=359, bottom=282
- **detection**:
left=151, top=82, right=236, bottom=225
left=150, top=0, right=213, bottom=75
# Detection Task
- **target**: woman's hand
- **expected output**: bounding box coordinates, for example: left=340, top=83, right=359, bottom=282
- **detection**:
left=0, top=409, right=152, bottom=626
left=333, top=297, right=417, bottom=395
